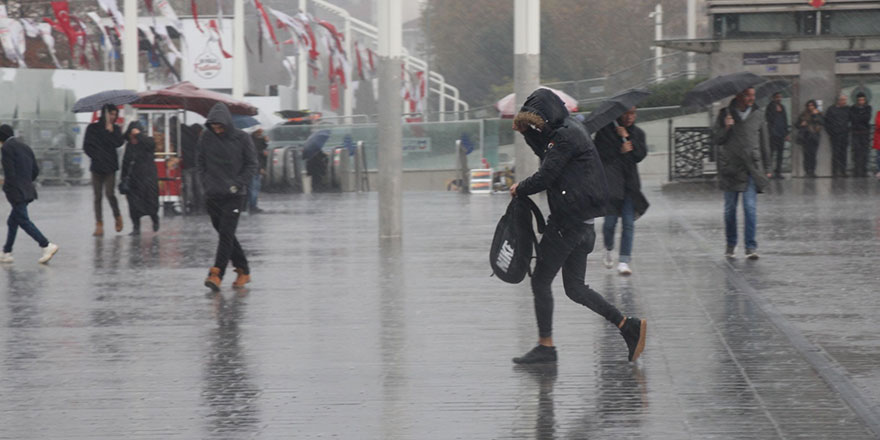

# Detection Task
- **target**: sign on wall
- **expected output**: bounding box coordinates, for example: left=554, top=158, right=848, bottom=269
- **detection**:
left=181, top=18, right=234, bottom=90
left=742, top=52, right=800, bottom=76
left=835, top=50, right=880, bottom=74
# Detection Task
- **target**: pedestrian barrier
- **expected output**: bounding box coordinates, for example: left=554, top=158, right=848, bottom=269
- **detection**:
left=670, top=127, right=715, bottom=181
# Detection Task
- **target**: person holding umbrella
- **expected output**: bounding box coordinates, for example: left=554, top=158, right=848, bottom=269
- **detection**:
left=198, top=103, right=259, bottom=291
left=83, top=104, right=125, bottom=236
left=714, top=87, right=770, bottom=260
left=594, top=106, right=649, bottom=275
left=509, top=88, right=646, bottom=365
left=119, top=122, right=159, bottom=235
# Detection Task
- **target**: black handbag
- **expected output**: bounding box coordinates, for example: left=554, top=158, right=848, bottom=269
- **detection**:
left=119, top=159, right=135, bottom=195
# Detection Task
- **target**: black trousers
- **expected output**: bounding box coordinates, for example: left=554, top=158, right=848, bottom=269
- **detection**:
left=531, top=221, right=624, bottom=338
left=803, top=140, right=819, bottom=175
left=769, top=135, right=785, bottom=174
left=205, top=196, right=248, bottom=277
left=852, top=133, right=870, bottom=177
left=830, top=134, right=849, bottom=176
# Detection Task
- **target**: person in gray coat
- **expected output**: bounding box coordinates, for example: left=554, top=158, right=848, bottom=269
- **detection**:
left=713, top=87, right=770, bottom=260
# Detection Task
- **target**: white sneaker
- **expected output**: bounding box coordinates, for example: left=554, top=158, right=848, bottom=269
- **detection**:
left=618, top=262, right=632, bottom=276
left=37, top=243, right=58, bottom=264
left=0, top=252, right=13, bottom=263
left=603, top=250, right=614, bottom=269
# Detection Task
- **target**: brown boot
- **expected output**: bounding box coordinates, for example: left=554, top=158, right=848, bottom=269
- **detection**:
left=204, top=267, right=222, bottom=291
left=115, top=216, right=123, bottom=233
left=93, top=222, right=104, bottom=236
left=232, top=268, right=251, bottom=289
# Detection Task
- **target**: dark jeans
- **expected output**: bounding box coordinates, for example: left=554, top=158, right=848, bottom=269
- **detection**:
left=531, top=221, right=624, bottom=338
left=182, top=168, right=204, bottom=215
left=206, top=196, right=248, bottom=277
left=830, top=133, right=849, bottom=176
left=4, top=202, right=49, bottom=253
left=247, top=174, right=261, bottom=210
left=803, top=139, right=819, bottom=175
left=769, top=135, right=785, bottom=175
left=603, top=196, right=634, bottom=263
left=852, top=133, right=870, bottom=177
left=92, top=172, right=120, bottom=222
left=724, top=176, right=757, bottom=250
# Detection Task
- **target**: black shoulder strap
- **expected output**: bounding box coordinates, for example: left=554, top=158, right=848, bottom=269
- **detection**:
left=522, top=196, right=545, bottom=234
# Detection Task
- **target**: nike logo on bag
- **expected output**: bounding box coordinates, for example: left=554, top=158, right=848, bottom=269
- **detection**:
left=497, top=240, right=514, bottom=272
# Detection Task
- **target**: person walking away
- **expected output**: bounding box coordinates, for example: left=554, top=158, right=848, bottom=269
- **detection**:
left=181, top=123, right=204, bottom=215
left=197, top=103, right=258, bottom=291
left=850, top=93, right=872, bottom=178
left=796, top=100, right=824, bottom=178
left=247, top=128, right=268, bottom=213
left=508, top=88, right=646, bottom=364
left=764, top=92, right=789, bottom=179
left=306, top=149, right=329, bottom=192
left=0, top=125, right=58, bottom=264
left=825, top=95, right=850, bottom=177
left=120, top=122, right=159, bottom=235
left=594, top=106, right=649, bottom=276
left=83, top=104, right=125, bottom=235
left=715, top=87, right=770, bottom=260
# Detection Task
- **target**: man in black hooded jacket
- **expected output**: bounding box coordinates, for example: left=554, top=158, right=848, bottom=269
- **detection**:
left=509, top=88, right=646, bottom=364
left=198, top=103, right=258, bottom=291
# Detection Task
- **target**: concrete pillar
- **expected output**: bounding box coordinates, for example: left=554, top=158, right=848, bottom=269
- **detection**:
left=232, top=0, right=246, bottom=100
left=514, top=0, right=540, bottom=181
left=123, top=0, right=138, bottom=90
left=687, top=0, right=696, bottom=79
left=298, top=0, right=309, bottom=110
left=377, top=0, right=403, bottom=239
left=650, top=4, right=663, bottom=82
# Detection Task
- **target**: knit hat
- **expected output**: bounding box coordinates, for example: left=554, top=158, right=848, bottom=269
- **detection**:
left=0, top=124, right=14, bottom=142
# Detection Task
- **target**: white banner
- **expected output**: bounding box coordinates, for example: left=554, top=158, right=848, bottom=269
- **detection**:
left=181, top=18, right=234, bottom=89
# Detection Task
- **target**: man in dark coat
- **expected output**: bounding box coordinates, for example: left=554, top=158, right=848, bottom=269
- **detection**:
left=197, top=103, right=258, bottom=291
left=850, top=92, right=873, bottom=178
left=714, top=87, right=770, bottom=260
left=181, top=123, right=204, bottom=214
left=83, top=104, right=125, bottom=235
left=0, top=125, right=58, bottom=264
left=509, top=88, right=646, bottom=365
left=764, top=92, right=789, bottom=178
left=247, top=128, right=268, bottom=213
left=594, top=106, right=648, bottom=276
left=120, top=122, right=160, bottom=235
left=825, top=95, right=851, bottom=177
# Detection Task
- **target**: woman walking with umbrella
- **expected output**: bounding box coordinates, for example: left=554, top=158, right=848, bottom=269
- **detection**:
left=119, top=122, right=159, bottom=235
left=797, top=100, right=824, bottom=178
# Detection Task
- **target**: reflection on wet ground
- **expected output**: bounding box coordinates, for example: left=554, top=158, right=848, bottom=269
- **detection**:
left=0, top=178, right=878, bottom=439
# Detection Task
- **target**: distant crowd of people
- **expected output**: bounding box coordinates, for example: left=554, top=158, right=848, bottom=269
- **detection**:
left=765, top=91, right=878, bottom=179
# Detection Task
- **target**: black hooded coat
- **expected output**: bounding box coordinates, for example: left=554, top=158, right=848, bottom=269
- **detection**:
left=83, top=105, right=125, bottom=174
left=120, top=122, right=159, bottom=218
left=593, top=122, right=649, bottom=218
left=196, top=103, right=258, bottom=198
left=516, top=89, right=609, bottom=231
left=1, top=136, right=39, bottom=204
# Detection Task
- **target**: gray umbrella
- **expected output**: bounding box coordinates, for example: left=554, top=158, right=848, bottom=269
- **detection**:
left=582, top=89, right=652, bottom=133
left=755, top=79, right=790, bottom=102
left=72, top=89, right=140, bottom=113
left=682, top=72, right=766, bottom=108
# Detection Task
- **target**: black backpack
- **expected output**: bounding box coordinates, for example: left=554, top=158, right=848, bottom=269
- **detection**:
left=490, top=196, right=545, bottom=284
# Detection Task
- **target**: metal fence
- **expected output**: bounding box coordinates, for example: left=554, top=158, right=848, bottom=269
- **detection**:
left=3, top=119, right=91, bottom=185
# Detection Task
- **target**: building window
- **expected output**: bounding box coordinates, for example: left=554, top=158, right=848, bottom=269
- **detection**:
left=713, top=12, right=817, bottom=39
left=822, top=11, right=880, bottom=36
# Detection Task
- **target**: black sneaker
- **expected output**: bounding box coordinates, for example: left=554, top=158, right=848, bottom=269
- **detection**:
left=512, top=345, right=557, bottom=364
left=725, top=245, right=735, bottom=258
left=745, top=248, right=759, bottom=260
left=620, top=317, right=647, bottom=362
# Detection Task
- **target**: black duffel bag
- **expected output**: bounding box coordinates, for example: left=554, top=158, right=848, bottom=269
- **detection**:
left=490, top=196, right=545, bottom=284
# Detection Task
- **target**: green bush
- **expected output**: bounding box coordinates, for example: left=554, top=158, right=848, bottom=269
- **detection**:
left=639, top=77, right=708, bottom=108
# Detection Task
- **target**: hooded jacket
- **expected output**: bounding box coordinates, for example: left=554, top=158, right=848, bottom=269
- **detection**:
left=83, top=105, right=125, bottom=174
left=120, top=122, right=159, bottom=217
left=1, top=136, right=39, bottom=204
left=196, top=103, right=258, bottom=198
left=714, top=99, right=770, bottom=193
left=515, top=88, right=608, bottom=230
left=594, top=121, right=649, bottom=218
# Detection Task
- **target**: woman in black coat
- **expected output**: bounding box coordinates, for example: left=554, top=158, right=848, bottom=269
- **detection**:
left=120, top=122, right=160, bottom=235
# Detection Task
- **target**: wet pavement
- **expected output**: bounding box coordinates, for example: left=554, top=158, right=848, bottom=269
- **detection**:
left=1, top=177, right=879, bottom=439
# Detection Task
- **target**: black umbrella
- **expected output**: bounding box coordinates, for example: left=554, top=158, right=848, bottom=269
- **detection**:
left=583, top=89, right=652, bottom=133
left=682, top=72, right=766, bottom=108
left=302, top=130, right=331, bottom=160
left=755, top=79, right=790, bottom=101
left=72, top=89, right=140, bottom=113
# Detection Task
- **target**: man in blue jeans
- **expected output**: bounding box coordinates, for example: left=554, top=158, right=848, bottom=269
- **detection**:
left=0, top=125, right=59, bottom=264
left=594, top=107, right=649, bottom=275
left=714, top=87, right=770, bottom=259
